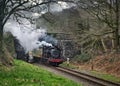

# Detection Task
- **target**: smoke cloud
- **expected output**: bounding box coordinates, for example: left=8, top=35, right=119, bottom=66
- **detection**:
left=4, top=19, right=52, bottom=53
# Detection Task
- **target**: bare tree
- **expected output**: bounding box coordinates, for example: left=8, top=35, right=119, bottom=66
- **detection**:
left=0, top=0, right=77, bottom=66
left=77, top=0, right=120, bottom=52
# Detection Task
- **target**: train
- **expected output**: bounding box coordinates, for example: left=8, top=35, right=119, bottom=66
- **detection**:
left=14, top=38, right=64, bottom=66
left=41, top=45, right=63, bottom=66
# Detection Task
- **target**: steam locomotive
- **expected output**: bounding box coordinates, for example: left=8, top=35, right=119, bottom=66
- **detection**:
left=14, top=38, right=64, bottom=66
left=41, top=45, right=63, bottom=66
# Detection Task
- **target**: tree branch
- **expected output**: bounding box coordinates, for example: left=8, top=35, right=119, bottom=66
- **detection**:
left=3, top=0, right=29, bottom=26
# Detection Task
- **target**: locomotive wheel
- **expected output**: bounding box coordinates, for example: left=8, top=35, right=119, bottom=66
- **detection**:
left=49, top=62, right=59, bottom=67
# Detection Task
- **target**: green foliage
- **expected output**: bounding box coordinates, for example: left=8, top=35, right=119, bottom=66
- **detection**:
left=73, top=53, right=91, bottom=63
left=0, top=60, right=81, bottom=86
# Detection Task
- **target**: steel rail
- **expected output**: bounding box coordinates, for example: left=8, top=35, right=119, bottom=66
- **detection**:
left=55, top=66, right=120, bottom=86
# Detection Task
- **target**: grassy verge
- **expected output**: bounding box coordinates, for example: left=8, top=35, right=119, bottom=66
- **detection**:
left=90, top=71, right=120, bottom=83
left=0, top=60, right=81, bottom=86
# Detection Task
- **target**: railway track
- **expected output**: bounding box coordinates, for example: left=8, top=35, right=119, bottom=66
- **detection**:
left=55, top=66, right=120, bottom=86
left=34, top=63, right=120, bottom=86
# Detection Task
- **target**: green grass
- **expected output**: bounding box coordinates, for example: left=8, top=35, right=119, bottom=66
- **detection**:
left=0, top=60, right=82, bottom=86
left=91, top=71, right=120, bottom=83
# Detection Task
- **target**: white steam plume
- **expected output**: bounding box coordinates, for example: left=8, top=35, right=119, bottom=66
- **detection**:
left=4, top=19, right=52, bottom=53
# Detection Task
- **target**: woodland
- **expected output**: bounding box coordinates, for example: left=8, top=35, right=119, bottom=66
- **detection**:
left=0, top=0, right=120, bottom=78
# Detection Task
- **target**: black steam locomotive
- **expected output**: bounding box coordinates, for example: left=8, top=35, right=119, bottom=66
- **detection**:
left=14, top=38, right=64, bottom=66
left=41, top=45, right=63, bottom=66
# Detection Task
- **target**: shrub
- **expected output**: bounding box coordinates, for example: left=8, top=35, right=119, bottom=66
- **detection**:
left=73, top=53, right=91, bottom=63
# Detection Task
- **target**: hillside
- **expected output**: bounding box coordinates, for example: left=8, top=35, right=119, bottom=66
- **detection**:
left=83, top=54, right=120, bottom=77
left=72, top=53, right=120, bottom=83
left=0, top=60, right=81, bottom=86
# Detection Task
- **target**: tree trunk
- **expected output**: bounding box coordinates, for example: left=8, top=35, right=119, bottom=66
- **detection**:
left=113, top=0, right=119, bottom=52
left=0, top=0, right=13, bottom=66
left=113, top=28, right=119, bottom=51
left=0, top=25, right=4, bottom=65
left=101, top=38, right=108, bottom=52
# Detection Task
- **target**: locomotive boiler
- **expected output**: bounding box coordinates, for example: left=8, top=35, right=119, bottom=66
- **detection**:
left=41, top=45, right=63, bottom=66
